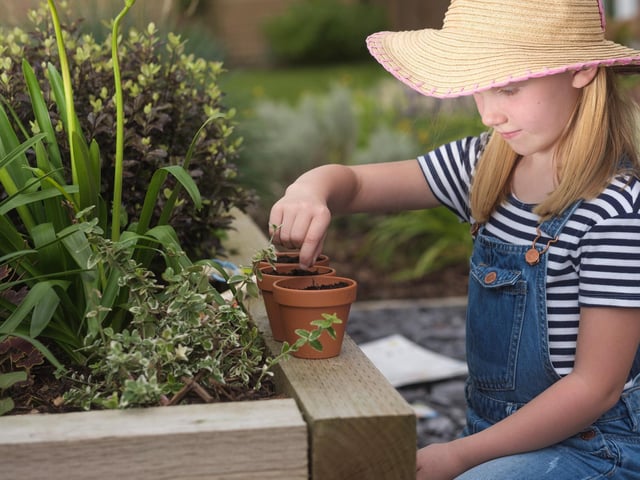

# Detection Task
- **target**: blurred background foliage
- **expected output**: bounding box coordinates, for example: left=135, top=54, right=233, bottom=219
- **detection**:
left=11, top=0, right=638, bottom=285
left=0, top=0, right=505, bottom=285
left=262, top=0, right=388, bottom=65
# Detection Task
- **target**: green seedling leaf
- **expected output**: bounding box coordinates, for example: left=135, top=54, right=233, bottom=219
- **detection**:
left=0, top=371, right=28, bottom=416
left=0, top=371, right=28, bottom=390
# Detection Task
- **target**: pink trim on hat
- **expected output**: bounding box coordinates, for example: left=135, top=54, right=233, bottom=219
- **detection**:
left=369, top=45, right=640, bottom=98
left=412, top=58, right=636, bottom=99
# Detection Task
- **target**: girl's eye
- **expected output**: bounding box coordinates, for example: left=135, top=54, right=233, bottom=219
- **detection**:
left=498, top=87, right=518, bottom=96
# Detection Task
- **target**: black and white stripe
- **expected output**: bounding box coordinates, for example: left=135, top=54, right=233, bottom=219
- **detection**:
left=418, top=135, right=640, bottom=376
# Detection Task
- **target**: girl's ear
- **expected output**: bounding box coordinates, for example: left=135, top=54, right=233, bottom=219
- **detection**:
left=572, top=66, right=598, bottom=88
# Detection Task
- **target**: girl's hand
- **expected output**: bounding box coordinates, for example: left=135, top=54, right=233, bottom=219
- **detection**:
left=416, top=442, right=467, bottom=480
left=268, top=160, right=439, bottom=268
left=269, top=184, right=332, bottom=268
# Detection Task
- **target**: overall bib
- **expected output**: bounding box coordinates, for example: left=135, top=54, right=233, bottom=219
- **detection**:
left=456, top=203, right=640, bottom=479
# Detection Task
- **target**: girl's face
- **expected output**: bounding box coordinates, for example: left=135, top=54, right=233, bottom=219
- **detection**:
left=472, top=71, right=594, bottom=160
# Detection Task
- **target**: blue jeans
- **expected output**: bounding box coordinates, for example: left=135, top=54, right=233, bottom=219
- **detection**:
left=456, top=384, right=640, bottom=479
left=458, top=203, right=640, bottom=479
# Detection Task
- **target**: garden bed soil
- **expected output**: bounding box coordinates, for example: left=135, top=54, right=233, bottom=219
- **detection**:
left=4, top=349, right=278, bottom=416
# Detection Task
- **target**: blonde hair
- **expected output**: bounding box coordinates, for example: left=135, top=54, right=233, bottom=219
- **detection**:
left=470, top=69, right=640, bottom=223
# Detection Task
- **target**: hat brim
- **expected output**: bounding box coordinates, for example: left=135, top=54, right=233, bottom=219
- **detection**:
left=368, top=29, right=640, bottom=98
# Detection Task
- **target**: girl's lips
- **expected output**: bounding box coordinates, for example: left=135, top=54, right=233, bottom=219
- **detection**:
left=499, top=130, right=520, bottom=140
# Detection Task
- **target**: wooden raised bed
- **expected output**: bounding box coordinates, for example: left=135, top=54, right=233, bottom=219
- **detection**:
left=0, top=211, right=416, bottom=479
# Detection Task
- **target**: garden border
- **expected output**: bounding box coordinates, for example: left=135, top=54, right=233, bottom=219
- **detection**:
left=0, top=210, right=416, bottom=479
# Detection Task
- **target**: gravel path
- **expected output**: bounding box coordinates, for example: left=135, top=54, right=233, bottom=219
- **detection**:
left=346, top=297, right=468, bottom=448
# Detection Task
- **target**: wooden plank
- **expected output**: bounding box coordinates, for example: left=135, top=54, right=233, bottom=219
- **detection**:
left=259, top=312, right=417, bottom=480
left=223, top=209, right=417, bottom=479
left=0, top=399, right=307, bottom=480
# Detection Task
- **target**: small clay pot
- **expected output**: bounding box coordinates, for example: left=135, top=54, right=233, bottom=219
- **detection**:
left=272, top=276, right=357, bottom=359
left=256, top=264, right=335, bottom=341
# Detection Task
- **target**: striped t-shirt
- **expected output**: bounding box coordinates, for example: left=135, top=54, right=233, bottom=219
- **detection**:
left=418, top=134, right=640, bottom=377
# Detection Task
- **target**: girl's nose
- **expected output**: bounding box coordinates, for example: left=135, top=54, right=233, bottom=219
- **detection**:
left=473, top=93, right=506, bottom=128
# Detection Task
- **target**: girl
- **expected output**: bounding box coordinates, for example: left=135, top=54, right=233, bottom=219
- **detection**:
left=269, top=1, right=640, bottom=478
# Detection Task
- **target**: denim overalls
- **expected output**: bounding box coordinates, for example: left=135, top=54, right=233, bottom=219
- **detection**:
left=455, top=202, right=640, bottom=479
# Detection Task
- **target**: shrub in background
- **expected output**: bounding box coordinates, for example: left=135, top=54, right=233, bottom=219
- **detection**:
left=238, top=85, right=359, bottom=206
left=237, top=80, right=480, bottom=205
left=360, top=208, right=473, bottom=280
left=0, top=3, right=254, bottom=261
left=263, top=0, right=388, bottom=65
left=75, top=0, right=226, bottom=62
left=0, top=0, right=269, bottom=414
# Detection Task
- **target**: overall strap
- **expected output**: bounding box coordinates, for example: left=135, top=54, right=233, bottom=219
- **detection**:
left=538, top=200, right=582, bottom=238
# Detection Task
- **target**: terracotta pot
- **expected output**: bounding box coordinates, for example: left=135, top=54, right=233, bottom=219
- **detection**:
left=256, top=265, right=336, bottom=341
left=258, top=251, right=330, bottom=269
left=272, top=276, right=357, bottom=359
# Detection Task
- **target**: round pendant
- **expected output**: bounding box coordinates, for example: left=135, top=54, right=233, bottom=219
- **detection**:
left=525, top=248, right=540, bottom=266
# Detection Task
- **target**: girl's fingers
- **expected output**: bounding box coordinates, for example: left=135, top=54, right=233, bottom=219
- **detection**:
left=298, top=221, right=329, bottom=269
left=275, top=209, right=309, bottom=249
left=268, top=201, right=331, bottom=267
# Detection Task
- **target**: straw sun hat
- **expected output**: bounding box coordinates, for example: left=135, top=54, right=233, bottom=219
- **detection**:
left=367, top=0, right=640, bottom=98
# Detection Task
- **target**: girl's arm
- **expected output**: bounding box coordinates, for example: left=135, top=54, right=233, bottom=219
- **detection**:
left=417, top=306, right=640, bottom=480
left=269, top=160, right=440, bottom=267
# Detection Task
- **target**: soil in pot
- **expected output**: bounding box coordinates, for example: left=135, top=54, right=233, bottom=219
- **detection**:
left=272, top=276, right=357, bottom=359
left=256, top=265, right=336, bottom=342
left=297, top=281, right=352, bottom=290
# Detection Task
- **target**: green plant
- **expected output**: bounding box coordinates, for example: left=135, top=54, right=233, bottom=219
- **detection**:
left=263, top=0, right=387, bottom=65
left=360, top=207, right=473, bottom=281
left=0, top=0, right=278, bottom=415
left=288, top=313, right=342, bottom=352
left=221, top=61, right=386, bottom=111
left=0, top=2, right=253, bottom=261
left=62, top=233, right=271, bottom=409
left=60, top=234, right=341, bottom=410
left=0, top=0, right=202, bottom=365
left=351, top=124, right=420, bottom=165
